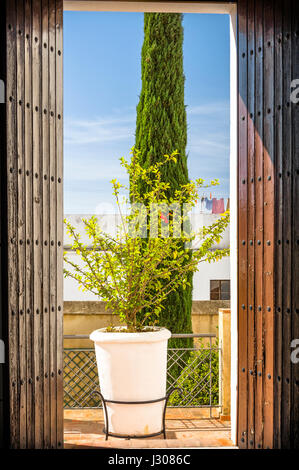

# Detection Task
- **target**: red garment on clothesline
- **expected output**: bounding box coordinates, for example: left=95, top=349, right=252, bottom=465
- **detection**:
left=212, top=198, right=225, bottom=214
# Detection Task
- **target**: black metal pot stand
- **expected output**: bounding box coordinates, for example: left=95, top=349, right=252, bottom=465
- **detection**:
left=92, top=387, right=182, bottom=441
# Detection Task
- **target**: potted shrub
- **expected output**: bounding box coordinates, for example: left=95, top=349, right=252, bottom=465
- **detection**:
left=64, top=148, right=229, bottom=438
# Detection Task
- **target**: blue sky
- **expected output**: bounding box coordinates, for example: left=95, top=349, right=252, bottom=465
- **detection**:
left=64, top=12, right=230, bottom=214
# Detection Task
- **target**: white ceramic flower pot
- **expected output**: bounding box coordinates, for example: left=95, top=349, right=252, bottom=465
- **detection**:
left=90, top=327, right=171, bottom=437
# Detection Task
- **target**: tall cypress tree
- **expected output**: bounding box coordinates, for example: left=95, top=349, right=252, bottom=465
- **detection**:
left=135, top=13, right=193, bottom=355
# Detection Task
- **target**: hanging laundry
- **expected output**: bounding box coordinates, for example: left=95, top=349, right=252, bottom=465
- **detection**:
left=200, top=197, right=205, bottom=212
left=205, top=197, right=213, bottom=213
left=212, top=198, right=217, bottom=213
left=218, top=198, right=225, bottom=213
left=212, top=198, right=225, bottom=214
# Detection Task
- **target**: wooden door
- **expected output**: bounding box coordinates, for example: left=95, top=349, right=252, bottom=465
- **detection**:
left=5, top=0, right=63, bottom=448
left=237, top=0, right=299, bottom=449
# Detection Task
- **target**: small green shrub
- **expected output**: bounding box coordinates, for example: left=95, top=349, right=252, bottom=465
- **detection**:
left=64, top=149, right=230, bottom=332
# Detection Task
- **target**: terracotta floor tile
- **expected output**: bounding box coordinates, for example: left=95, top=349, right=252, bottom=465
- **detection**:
left=64, top=409, right=234, bottom=449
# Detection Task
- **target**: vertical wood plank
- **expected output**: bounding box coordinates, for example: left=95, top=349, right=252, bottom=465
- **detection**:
left=32, top=0, right=43, bottom=448
left=55, top=0, right=64, bottom=449
left=237, top=0, right=248, bottom=449
left=16, top=0, right=27, bottom=449
left=246, top=0, right=256, bottom=449
left=24, top=0, right=34, bottom=449
left=49, top=0, right=57, bottom=448
left=281, top=0, right=292, bottom=449
left=274, top=0, right=283, bottom=449
left=254, top=0, right=264, bottom=449
left=6, top=0, right=20, bottom=449
left=41, top=0, right=51, bottom=449
left=263, top=0, right=275, bottom=449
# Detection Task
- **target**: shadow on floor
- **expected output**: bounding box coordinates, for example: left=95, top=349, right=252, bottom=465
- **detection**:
left=64, top=409, right=234, bottom=449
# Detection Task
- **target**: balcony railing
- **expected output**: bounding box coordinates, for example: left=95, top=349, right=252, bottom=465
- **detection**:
left=63, top=333, right=221, bottom=414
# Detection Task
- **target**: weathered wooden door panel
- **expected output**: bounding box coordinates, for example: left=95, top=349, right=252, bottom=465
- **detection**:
left=6, top=0, right=63, bottom=449
left=238, top=0, right=299, bottom=449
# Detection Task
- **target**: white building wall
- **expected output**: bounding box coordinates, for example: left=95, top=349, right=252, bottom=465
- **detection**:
left=64, top=252, right=231, bottom=301
left=64, top=252, right=100, bottom=301
left=192, top=256, right=230, bottom=300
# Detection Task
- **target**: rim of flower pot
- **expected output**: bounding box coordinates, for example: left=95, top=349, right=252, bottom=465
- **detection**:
left=90, top=326, right=171, bottom=344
